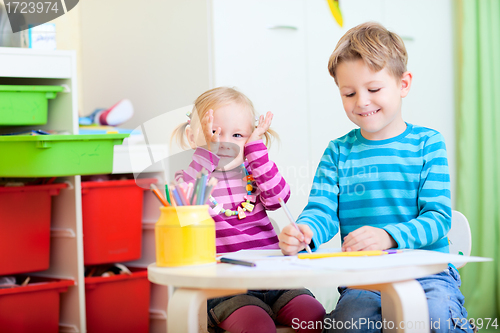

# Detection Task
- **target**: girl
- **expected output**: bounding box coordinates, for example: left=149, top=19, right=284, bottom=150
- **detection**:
left=172, top=87, right=325, bottom=333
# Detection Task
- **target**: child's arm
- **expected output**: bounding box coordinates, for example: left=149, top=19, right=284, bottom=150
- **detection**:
left=381, top=133, right=452, bottom=250
left=245, top=140, right=290, bottom=210
left=175, top=148, right=220, bottom=183
left=280, top=141, right=341, bottom=255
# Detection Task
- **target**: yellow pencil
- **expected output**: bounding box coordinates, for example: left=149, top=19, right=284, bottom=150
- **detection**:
left=298, top=250, right=388, bottom=259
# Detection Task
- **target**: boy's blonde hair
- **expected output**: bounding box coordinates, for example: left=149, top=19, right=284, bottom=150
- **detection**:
left=328, top=22, right=408, bottom=84
left=172, top=87, right=278, bottom=149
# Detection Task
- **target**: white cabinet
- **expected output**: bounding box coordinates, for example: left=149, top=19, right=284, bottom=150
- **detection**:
left=212, top=0, right=311, bottom=227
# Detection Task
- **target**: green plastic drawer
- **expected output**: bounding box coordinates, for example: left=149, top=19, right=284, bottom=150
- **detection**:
left=0, top=134, right=128, bottom=177
left=0, top=85, right=64, bottom=125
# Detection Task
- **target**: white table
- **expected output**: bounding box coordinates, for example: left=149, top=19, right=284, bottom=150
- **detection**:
left=148, top=249, right=486, bottom=333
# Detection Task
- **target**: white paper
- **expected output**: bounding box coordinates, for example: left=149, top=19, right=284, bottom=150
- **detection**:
left=218, top=249, right=491, bottom=272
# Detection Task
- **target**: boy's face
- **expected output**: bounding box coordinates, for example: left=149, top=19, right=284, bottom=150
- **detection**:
left=336, top=59, right=411, bottom=140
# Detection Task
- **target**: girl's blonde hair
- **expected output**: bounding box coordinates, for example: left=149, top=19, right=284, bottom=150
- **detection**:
left=328, top=22, right=408, bottom=84
left=171, top=87, right=278, bottom=149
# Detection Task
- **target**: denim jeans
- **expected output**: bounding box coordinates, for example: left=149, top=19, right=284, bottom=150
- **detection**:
left=324, top=266, right=473, bottom=333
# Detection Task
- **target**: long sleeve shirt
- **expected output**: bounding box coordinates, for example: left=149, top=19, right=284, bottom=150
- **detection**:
left=297, top=123, right=452, bottom=253
left=175, top=140, right=291, bottom=253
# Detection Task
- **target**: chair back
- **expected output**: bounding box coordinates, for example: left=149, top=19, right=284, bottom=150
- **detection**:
left=448, top=210, right=472, bottom=269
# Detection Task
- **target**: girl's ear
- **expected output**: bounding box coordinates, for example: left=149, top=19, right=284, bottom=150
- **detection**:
left=185, top=125, right=197, bottom=149
left=400, top=71, right=413, bottom=98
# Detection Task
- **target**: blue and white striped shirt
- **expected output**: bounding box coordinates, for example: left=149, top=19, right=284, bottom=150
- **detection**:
left=298, top=123, right=451, bottom=253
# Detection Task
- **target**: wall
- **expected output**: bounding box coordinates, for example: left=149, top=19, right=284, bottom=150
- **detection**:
left=80, top=0, right=211, bottom=127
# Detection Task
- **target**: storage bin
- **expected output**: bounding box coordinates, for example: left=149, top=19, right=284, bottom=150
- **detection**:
left=82, top=178, right=156, bottom=265
left=0, top=85, right=64, bottom=125
left=0, top=134, right=128, bottom=177
left=0, top=183, right=67, bottom=275
left=85, top=268, right=150, bottom=333
left=0, top=276, right=74, bottom=333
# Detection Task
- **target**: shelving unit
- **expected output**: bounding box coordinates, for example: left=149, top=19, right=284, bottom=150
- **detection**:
left=0, top=47, right=169, bottom=333
left=0, top=47, right=84, bottom=332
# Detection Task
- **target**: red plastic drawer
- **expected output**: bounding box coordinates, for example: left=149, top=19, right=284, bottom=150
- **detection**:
left=0, top=277, right=74, bottom=333
left=81, top=178, right=155, bottom=265
left=0, top=183, right=66, bottom=275
left=85, top=268, right=150, bottom=333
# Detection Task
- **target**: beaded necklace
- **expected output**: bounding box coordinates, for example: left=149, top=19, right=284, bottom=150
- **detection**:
left=208, top=163, right=256, bottom=219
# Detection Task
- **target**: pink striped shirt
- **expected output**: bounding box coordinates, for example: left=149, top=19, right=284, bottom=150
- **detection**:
left=175, top=140, right=291, bottom=253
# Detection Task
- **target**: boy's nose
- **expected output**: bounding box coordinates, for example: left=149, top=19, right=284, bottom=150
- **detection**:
left=357, top=95, right=371, bottom=108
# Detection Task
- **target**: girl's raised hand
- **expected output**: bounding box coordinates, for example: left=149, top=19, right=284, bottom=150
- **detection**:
left=247, top=111, right=273, bottom=144
left=200, top=109, right=221, bottom=153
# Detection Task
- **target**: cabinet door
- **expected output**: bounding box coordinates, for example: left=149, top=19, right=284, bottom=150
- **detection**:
left=382, top=0, right=456, bottom=201
left=305, top=0, right=384, bottom=170
left=212, top=0, right=310, bottom=220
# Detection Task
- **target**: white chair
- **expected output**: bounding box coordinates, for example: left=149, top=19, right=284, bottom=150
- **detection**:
left=448, top=210, right=472, bottom=269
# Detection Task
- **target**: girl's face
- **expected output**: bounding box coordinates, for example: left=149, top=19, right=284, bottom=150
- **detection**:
left=211, top=102, right=254, bottom=171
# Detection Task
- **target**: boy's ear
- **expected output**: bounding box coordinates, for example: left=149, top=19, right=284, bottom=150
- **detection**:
left=185, top=125, right=197, bottom=149
left=400, top=71, right=413, bottom=98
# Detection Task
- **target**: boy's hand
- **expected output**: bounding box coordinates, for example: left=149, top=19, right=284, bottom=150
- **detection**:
left=200, top=109, right=221, bottom=153
left=247, top=111, right=273, bottom=144
left=342, top=226, right=397, bottom=252
left=279, top=224, right=313, bottom=256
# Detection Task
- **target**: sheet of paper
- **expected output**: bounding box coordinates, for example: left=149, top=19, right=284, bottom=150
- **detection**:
left=218, top=249, right=491, bottom=272
left=219, top=249, right=303, bottom=271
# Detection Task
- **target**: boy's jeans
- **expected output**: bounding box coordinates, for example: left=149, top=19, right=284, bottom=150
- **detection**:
left=324, top=266, right=473, bottom=333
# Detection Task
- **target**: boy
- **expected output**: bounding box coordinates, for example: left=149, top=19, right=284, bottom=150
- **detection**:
left=278, top=22, right=473, bottom=333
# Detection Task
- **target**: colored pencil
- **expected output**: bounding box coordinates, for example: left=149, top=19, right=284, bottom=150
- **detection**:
left=172, top=180, right=189, bottom=206
left=278, top=197, right=312, bottom=254
left=168, top=184, right=177, bottom=207
left=197, top=169, right=208, bottom=205
left=176, top=182, right=190, bottom=206
left=164, top=183, right=172, bottom=205
left=203, top=177, right=218, bottom=204
left=150, top=184, right=170, bottom=207
left=298, top=250, right=388, bottom=259
left=219, top=257, right=256, bottom=267
left=171, top=187, right=184, bottom=206
left=190, top=170, right=202, bottom=205
left=186, top=182, right=194, bottom=200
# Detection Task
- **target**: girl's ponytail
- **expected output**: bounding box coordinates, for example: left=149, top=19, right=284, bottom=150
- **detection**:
left=170, top=121, right=190, bottom=150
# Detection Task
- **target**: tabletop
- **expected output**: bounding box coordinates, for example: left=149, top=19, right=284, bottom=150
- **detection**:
left=148, top=249, right=488, bottom=290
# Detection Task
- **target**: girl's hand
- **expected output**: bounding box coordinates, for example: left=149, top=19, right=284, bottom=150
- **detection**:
left=200, top=109, right=221, bottom=153
left=279, top=224, right=313, bottom=256
left=341, top=226, right=397, bottom=252
left=247, top=111, right=273, bottom=144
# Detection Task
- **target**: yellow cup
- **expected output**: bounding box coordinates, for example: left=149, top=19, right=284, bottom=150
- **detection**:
left=155, top=205, right=216, bottom=267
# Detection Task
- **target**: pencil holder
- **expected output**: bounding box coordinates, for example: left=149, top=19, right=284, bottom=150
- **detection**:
left=155, top=205, right=216, bottom=267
